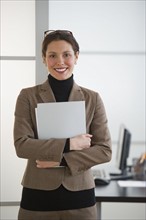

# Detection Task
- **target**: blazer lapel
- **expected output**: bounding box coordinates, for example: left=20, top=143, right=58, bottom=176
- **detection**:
left=69, top=82, right=85, bottom=101
left=39, top=79, right=85, bottom=103
left=39, top=80, right=56, bottom=103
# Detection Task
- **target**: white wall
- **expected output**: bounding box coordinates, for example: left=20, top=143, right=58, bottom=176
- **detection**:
left=0, top=0, right=35, bottom=203
left=48, top=0, right=145, bottom=144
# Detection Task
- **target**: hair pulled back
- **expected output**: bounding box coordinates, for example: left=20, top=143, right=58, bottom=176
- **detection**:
left=42, top=30, right=80, bottom=58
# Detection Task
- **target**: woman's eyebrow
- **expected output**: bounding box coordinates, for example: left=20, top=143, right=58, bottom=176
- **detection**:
left=47, top=50, right=72, bottom=54
left=47, top=51, right=56, bottom=54
left=63, top=50, right=73, bottom=54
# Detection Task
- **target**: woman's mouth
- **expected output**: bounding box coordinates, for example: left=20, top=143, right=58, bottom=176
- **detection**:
left=54, top=68, right=68, bottom=73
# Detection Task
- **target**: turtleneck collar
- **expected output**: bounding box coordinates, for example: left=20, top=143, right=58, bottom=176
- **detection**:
left=48, top=74, right=73, bottom=102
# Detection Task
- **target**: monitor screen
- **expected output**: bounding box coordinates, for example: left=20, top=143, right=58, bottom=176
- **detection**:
left=116, top=125, right=131, bottom=174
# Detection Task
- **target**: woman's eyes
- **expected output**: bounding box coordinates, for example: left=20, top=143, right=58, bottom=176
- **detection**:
left=49, top=54, right=56, bottom=58
left=48, top=53, right=72, bottom=59
left=64, top=53, right=71, bottom=58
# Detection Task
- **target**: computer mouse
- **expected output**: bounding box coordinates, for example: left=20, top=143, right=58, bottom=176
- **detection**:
left=94, top=178, right=110, bottom=186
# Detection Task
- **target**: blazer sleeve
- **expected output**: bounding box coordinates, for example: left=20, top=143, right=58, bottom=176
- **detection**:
left=13, top=88, right=66, bottom=162
left=63, top=92, right=112, bottom=176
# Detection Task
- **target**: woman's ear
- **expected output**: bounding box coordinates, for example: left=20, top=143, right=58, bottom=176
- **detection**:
left=42, top=56, right=46, bottom=65
left=75, top=51, right=79, bottom=64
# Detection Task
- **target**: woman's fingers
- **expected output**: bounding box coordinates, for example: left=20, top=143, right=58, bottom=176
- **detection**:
left=36, top=160, right=59, bottom=168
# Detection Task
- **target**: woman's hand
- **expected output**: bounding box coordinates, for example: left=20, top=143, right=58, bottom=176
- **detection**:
left=36, top=160, right=60, bottom=168
left=70, top=134, right=92, bottom=151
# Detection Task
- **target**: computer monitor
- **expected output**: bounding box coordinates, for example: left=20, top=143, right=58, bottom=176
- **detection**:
left=111, top=125, right=132, bottom=179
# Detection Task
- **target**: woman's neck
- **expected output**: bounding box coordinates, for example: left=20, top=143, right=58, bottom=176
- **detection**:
left=48, top=74, right=73, bottom=102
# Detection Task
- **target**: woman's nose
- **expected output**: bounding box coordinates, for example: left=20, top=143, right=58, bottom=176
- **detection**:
left=57, top=56, right=64, bottom=65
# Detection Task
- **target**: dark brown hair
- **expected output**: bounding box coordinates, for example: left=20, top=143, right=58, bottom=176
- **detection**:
left=42, top=30, right=80, bottom=58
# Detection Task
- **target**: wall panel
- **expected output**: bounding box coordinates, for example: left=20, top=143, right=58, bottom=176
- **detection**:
left=1, top=0, right=35, bottom=56
left=49, top=1, right=145, bottom=52
left=1, top=60, right=35, bottom=202
left=0, top=0, right=35, bottom=203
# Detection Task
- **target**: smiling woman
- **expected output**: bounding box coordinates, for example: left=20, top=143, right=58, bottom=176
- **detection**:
left=42, top=30, right=79, bottom=80
left=13, top=30, right=112, bottom=220
left=43, top=40, right=78, bottom=80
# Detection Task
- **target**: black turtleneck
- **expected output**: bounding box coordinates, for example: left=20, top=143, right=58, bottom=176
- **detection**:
left=48, top=74, right=73, bottom=102
left=48, top=74, right=73, bottom=156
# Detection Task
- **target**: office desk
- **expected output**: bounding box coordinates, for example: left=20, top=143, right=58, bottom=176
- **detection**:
left=95, top=180, right=146, bottom=220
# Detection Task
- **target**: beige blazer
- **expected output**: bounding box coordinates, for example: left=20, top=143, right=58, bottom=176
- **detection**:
left=14, top=80, right=112, bottom=191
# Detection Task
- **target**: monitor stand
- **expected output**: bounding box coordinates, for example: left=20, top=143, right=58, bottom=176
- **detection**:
left=110, top=169, right=134, bottom=180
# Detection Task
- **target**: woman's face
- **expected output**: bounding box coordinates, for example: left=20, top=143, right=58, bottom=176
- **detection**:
left=43, top=40, right=79, bottom=80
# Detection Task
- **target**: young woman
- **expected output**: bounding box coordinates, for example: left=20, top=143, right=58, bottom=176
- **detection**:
left=14, top=30, right=112, bottom=220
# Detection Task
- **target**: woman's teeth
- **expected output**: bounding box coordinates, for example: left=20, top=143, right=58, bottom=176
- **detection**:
left=55, top=68, right=67, bottom=73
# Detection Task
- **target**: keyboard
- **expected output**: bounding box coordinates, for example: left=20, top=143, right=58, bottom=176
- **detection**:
left=92, top=169, right=111, bottom=185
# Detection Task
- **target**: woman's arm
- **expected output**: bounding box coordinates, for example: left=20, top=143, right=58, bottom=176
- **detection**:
left=63, top=93, right=112, bottom=175
left=13, top=89, right=66, bottom=163
left=36, top=133, right=92, bottom=168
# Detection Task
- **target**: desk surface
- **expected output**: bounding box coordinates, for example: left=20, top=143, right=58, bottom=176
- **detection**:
left=95, top=180, right=146, bottom=203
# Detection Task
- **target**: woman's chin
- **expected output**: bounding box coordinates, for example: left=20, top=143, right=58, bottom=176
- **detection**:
left=54, top=72, right=72, bottom=80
